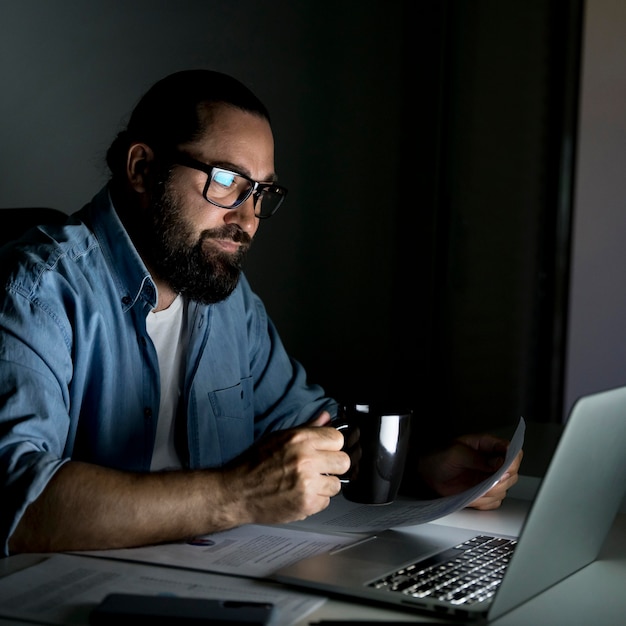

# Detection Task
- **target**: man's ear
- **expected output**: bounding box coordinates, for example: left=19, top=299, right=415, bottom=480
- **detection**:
left=126, top=143, right=155, bottom=192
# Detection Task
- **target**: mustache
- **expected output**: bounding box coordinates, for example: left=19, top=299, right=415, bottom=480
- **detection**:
left=200, top=224, right=252, bottom=246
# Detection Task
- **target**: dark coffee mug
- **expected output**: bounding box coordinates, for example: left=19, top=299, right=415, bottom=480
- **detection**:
left=334, top=403, right=412, bottom=505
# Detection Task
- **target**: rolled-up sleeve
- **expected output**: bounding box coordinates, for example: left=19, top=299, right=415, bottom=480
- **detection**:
left=0, top=272, right=74, bottom=556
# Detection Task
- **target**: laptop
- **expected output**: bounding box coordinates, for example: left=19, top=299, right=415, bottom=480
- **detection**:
left=273, top=385, right=626, bottom=622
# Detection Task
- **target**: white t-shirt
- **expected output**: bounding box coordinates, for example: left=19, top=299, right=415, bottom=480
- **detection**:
left=146, top=294, right=187, bottom=471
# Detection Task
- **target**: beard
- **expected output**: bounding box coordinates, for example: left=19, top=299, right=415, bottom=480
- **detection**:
left=145, top=177, right=253, bottom=304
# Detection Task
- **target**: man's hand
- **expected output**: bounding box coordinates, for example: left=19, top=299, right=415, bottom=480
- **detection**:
left=224, top=411, right=351, bottom=525
left=418, top=433, right=523, bottom=510
left=465, top=454, right=522, bottom=510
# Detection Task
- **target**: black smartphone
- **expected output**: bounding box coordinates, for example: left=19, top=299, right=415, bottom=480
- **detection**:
left=89, top=593, right=275, bottom=625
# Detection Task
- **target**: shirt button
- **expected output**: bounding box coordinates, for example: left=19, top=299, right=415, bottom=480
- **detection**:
left=144, top=407, right=153, bottom=418
left=122, top=295, right=132, bottom=306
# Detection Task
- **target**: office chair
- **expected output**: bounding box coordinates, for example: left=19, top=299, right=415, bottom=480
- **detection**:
left=1, top=207, right=67, bottom=246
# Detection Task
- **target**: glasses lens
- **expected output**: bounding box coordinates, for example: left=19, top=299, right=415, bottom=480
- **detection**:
left=207, top=169, right=252, bottom=208
left=255, top=186, right=287, bottom=219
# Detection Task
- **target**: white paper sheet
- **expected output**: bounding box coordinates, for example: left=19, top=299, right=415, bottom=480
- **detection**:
left=0, top=553, right=324, bottom=626
left=79, top=525, right=364, bottom=579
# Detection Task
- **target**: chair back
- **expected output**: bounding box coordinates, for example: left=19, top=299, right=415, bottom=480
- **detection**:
left=1, top=207, right=67, bottom=246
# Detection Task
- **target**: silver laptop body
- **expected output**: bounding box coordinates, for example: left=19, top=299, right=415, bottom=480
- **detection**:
left=273, top=385, right=626, bottom=621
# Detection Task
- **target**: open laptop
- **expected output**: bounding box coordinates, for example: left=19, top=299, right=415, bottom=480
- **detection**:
left=273, top=385, right=626, bottom=622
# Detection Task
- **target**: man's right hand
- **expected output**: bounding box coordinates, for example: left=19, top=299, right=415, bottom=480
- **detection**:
left=224, top=412, right=350, bottom=525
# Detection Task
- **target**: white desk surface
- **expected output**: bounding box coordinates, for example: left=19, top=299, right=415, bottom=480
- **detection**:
left=1, top=477, right=625, bottom=625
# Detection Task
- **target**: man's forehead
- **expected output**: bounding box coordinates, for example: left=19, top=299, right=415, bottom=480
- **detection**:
left=189, top=103, right=276, bottom=178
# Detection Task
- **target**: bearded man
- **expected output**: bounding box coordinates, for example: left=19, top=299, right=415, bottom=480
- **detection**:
left=0, top=70, right=521, bottom=556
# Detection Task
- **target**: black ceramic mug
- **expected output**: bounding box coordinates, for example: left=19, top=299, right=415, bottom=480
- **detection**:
left=334, top=403, right=413, bottom=505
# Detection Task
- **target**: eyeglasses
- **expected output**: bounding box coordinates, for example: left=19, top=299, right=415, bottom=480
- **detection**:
left=170, top=152, right=287, bottom=219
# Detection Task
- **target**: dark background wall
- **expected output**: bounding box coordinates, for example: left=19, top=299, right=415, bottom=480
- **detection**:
left=1, top=1, right=622, bottom=441
left=422, top=0, right=582, bottom=438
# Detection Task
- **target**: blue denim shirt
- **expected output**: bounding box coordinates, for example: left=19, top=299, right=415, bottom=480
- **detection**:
left=0, top=186, right=336, bottom=556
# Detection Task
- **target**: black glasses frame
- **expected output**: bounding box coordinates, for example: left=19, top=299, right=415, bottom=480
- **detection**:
left=170, top=151, right=287, bottom=219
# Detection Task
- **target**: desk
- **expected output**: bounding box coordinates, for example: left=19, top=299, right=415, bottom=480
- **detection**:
left=2, top=480, right=626, bottom=625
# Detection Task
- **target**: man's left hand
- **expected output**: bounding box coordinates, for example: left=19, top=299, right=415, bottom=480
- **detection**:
left=418, top=433, right=523, bottom=510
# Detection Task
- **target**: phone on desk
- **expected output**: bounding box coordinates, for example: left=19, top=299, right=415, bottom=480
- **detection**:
left=89, top=593, right=275, bottom=625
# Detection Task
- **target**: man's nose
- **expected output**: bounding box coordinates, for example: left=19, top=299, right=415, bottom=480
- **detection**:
left=224, top=195, right=257, bottom=233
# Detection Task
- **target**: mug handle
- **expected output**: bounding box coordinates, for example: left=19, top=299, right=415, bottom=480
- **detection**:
left=334, top=423, right=351, bottom=484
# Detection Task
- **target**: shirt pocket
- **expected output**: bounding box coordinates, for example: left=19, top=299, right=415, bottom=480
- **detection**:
left=210, top=377, right=254, bottom=457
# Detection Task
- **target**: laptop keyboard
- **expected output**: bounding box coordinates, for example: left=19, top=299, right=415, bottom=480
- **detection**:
left=369, top=534, right=517, bottom=606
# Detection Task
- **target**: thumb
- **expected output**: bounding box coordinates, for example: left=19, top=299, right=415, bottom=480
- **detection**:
left=460, top=444, right=505, bottom=474
left=309, top=410, right=332, bottom=427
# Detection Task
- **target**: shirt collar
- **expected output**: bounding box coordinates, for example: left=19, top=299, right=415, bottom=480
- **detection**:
left=77, top=185, right=157, bottom=311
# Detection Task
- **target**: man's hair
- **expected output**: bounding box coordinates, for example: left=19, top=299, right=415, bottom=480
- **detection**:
left=105, top=69, right=270, bottom=180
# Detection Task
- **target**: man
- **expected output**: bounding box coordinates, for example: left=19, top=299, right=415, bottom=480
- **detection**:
left=0, top=70, right=521, bottom=557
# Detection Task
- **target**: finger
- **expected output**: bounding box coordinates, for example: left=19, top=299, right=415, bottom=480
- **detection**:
left=483, top=445, right=523, bottom=476
left=309, top=424, right=345, bottom=450
left=486, top=449, right=523, bottom=480
left=319, top=446, right=351, bottom=477
left=287, top=419, right=343, bottom=450
left=319, top=473, right=343, bottom=497
left=309, top=410, right=332, bottom=427
left=498, top=470, right=519, bottom=490
left=464, top=449, right=523, bottom=511
left=293, top=427, right=350, bottom=472
left=468, top=495, right=505, bottom=511
left=456, top=445, right=505, bottom=474
left=508, top=449, right=524, bottom=472
left=471, top=469, right=519, bottom=508
left=469, top=481, right=509, bottom=508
